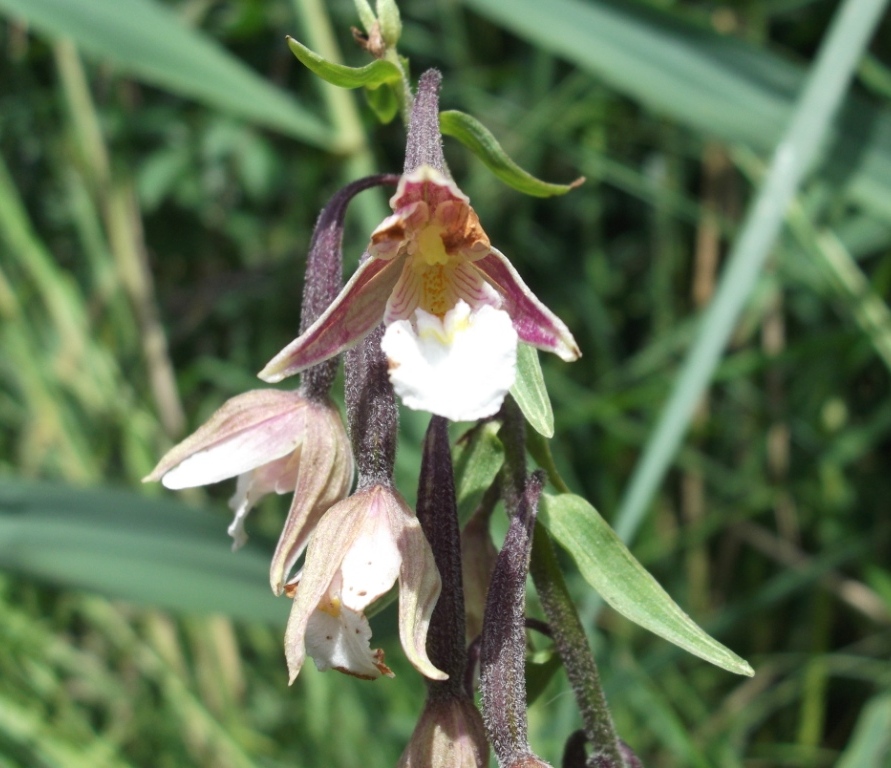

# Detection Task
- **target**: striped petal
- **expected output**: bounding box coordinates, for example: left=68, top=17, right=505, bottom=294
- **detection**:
left=473, top=248, right=580, bottom=362
left=259, top=255, right=405, bottom=383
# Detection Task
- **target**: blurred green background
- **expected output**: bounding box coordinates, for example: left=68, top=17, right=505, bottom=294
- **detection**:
left=1, top=0, right=890, bottom=765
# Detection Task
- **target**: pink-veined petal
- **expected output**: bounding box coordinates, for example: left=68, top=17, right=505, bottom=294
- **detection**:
left=259, top=255, right=406, bottom=383
left=473, top=248, right=581, bottom=362
left=384, top=260, right=424, bottom=324
left=450, top=261, right=502, bottom=310
left=144, top=390, right=308, bottom=488
left=391, top=165, right=469, bottom=212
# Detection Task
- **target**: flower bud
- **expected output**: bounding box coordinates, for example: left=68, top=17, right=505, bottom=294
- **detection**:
left=376, top=0, right=402, bottom=48
left=397, top=697, right=488, bottom=768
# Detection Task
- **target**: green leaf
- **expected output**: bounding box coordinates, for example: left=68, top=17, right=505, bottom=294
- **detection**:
left=452, top=421, right=504, bottom=523
left=439, top=110, right=583, bottom=198
left=286, top=37, right=403, bottom=89
left=364, top=83, right=400, bottom=124
left=510, top=343, right=555, bottom=438
left=0, top=480, right=285, bottom=624
left=539, top=492, right=754, bottom=677
left=0, top=0, right=331, bottom=148
left=525, top=649, right=562, bottom=705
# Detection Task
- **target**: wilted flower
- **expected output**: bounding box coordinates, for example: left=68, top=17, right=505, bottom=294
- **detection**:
left=143, top=389, right=353, bottom=587
left=258, top=71, right=579, bottom=422
left=284, top=483, right=445, bottom=682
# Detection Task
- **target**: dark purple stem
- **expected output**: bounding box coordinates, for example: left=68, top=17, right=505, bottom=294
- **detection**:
left=300, top=174, right=399, bottom=401
left=480, top=471, right=545, bottom=766
left=345, top=322, right=398, bottom=488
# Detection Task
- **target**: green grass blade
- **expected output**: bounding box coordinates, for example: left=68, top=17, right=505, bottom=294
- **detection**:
left=462, top=0, right=891, bottom=223
left=611, top=0, right=888, bottom=544
left=0, top=480, right=285, bottom=624
left=836, top=693, right=891, bottom=768
left=0, top=0, right=333, bottom=148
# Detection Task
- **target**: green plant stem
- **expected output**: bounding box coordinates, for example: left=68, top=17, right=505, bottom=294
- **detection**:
left=612, top=0, right=889, bottom=546
left=529, top=522, right=625, bottom=767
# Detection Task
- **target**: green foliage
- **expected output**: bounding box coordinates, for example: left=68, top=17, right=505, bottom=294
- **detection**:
left=510, top=343, right=555, bottom=438
left=1, top=0, right=890, bottom=765
left=440, top=109, right=583, bottom=197
left=540, top=492, right=753, bottom=676
left=286, top=36, right=403, bottom=89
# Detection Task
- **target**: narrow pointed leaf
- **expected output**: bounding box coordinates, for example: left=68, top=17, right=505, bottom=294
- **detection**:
left=287, top=37, right=403, bottom=89
left=0, top=480, right=284, bottom=624
left=539, top=492, right=754, bottom=677
left=440, top=110, right=583, bottom=198
left=510, top=343, right=554, bottom=438
left=0, top=0, right=331, bottom=148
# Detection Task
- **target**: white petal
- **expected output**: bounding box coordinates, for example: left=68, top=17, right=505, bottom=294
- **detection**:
left=304, top=604, right=392, bottom=679
left=339, top=492, right=402, bottom=612
left=381, top=301, right=518, bottom=421
left=226, top=473, right=253, bottom=550
left=225, top=453, right=296, bottom=551
left=160, top=412, right=306, bottom=489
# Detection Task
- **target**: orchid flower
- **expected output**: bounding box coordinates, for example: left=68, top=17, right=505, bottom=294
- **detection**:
left=259, top=70, right=579, bottom=422
left=284, top=483, right=445, bottom=682
left=143, top=390, right=353, bottom=592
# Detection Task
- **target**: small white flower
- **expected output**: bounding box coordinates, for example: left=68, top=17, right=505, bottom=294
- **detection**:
left=381, top=300, right=517, bottom=421
left=284, top=484, right=445, bottom=682
left=143, top=389, right=353, bottom=591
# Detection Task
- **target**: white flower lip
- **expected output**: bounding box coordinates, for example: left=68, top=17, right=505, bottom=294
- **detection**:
left=381, top=300, right=518, bottom=422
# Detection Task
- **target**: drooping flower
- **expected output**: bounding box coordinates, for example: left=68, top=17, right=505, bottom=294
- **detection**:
left=284, top=483, right=445, bottom=682
left=143, top=389, right=353, bottom=592
left=258, top=71, right=579, bottom=421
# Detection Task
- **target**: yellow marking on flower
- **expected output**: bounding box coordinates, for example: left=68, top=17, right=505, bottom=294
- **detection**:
left=416, top=225, right=449, bottom=266
left=319, top=596, right=342, bottom=617
left=418, top=308, right=472, bottom=346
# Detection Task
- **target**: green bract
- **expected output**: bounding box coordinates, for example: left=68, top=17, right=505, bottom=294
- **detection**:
left=364, top=82, right=400, bottom=124
left=539, top=492, right=755, bottom=677
left=286, top=36, right=402, bottom=89
left=510, top=343, right=555, bottom=438
left=452, top=421, right=505, bottom=523
left=439, top=109, right=583, bottom=198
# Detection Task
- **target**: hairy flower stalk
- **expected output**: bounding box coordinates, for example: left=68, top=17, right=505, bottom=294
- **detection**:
left=258, top=69, right=580, bottom=422
left=480, top=470, right=552, bottom=768
left=500, top=399, right=632, bottom=768
left=282, top=322, right=444, bottom=682
left=398, top=416, right=488, bottom=767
